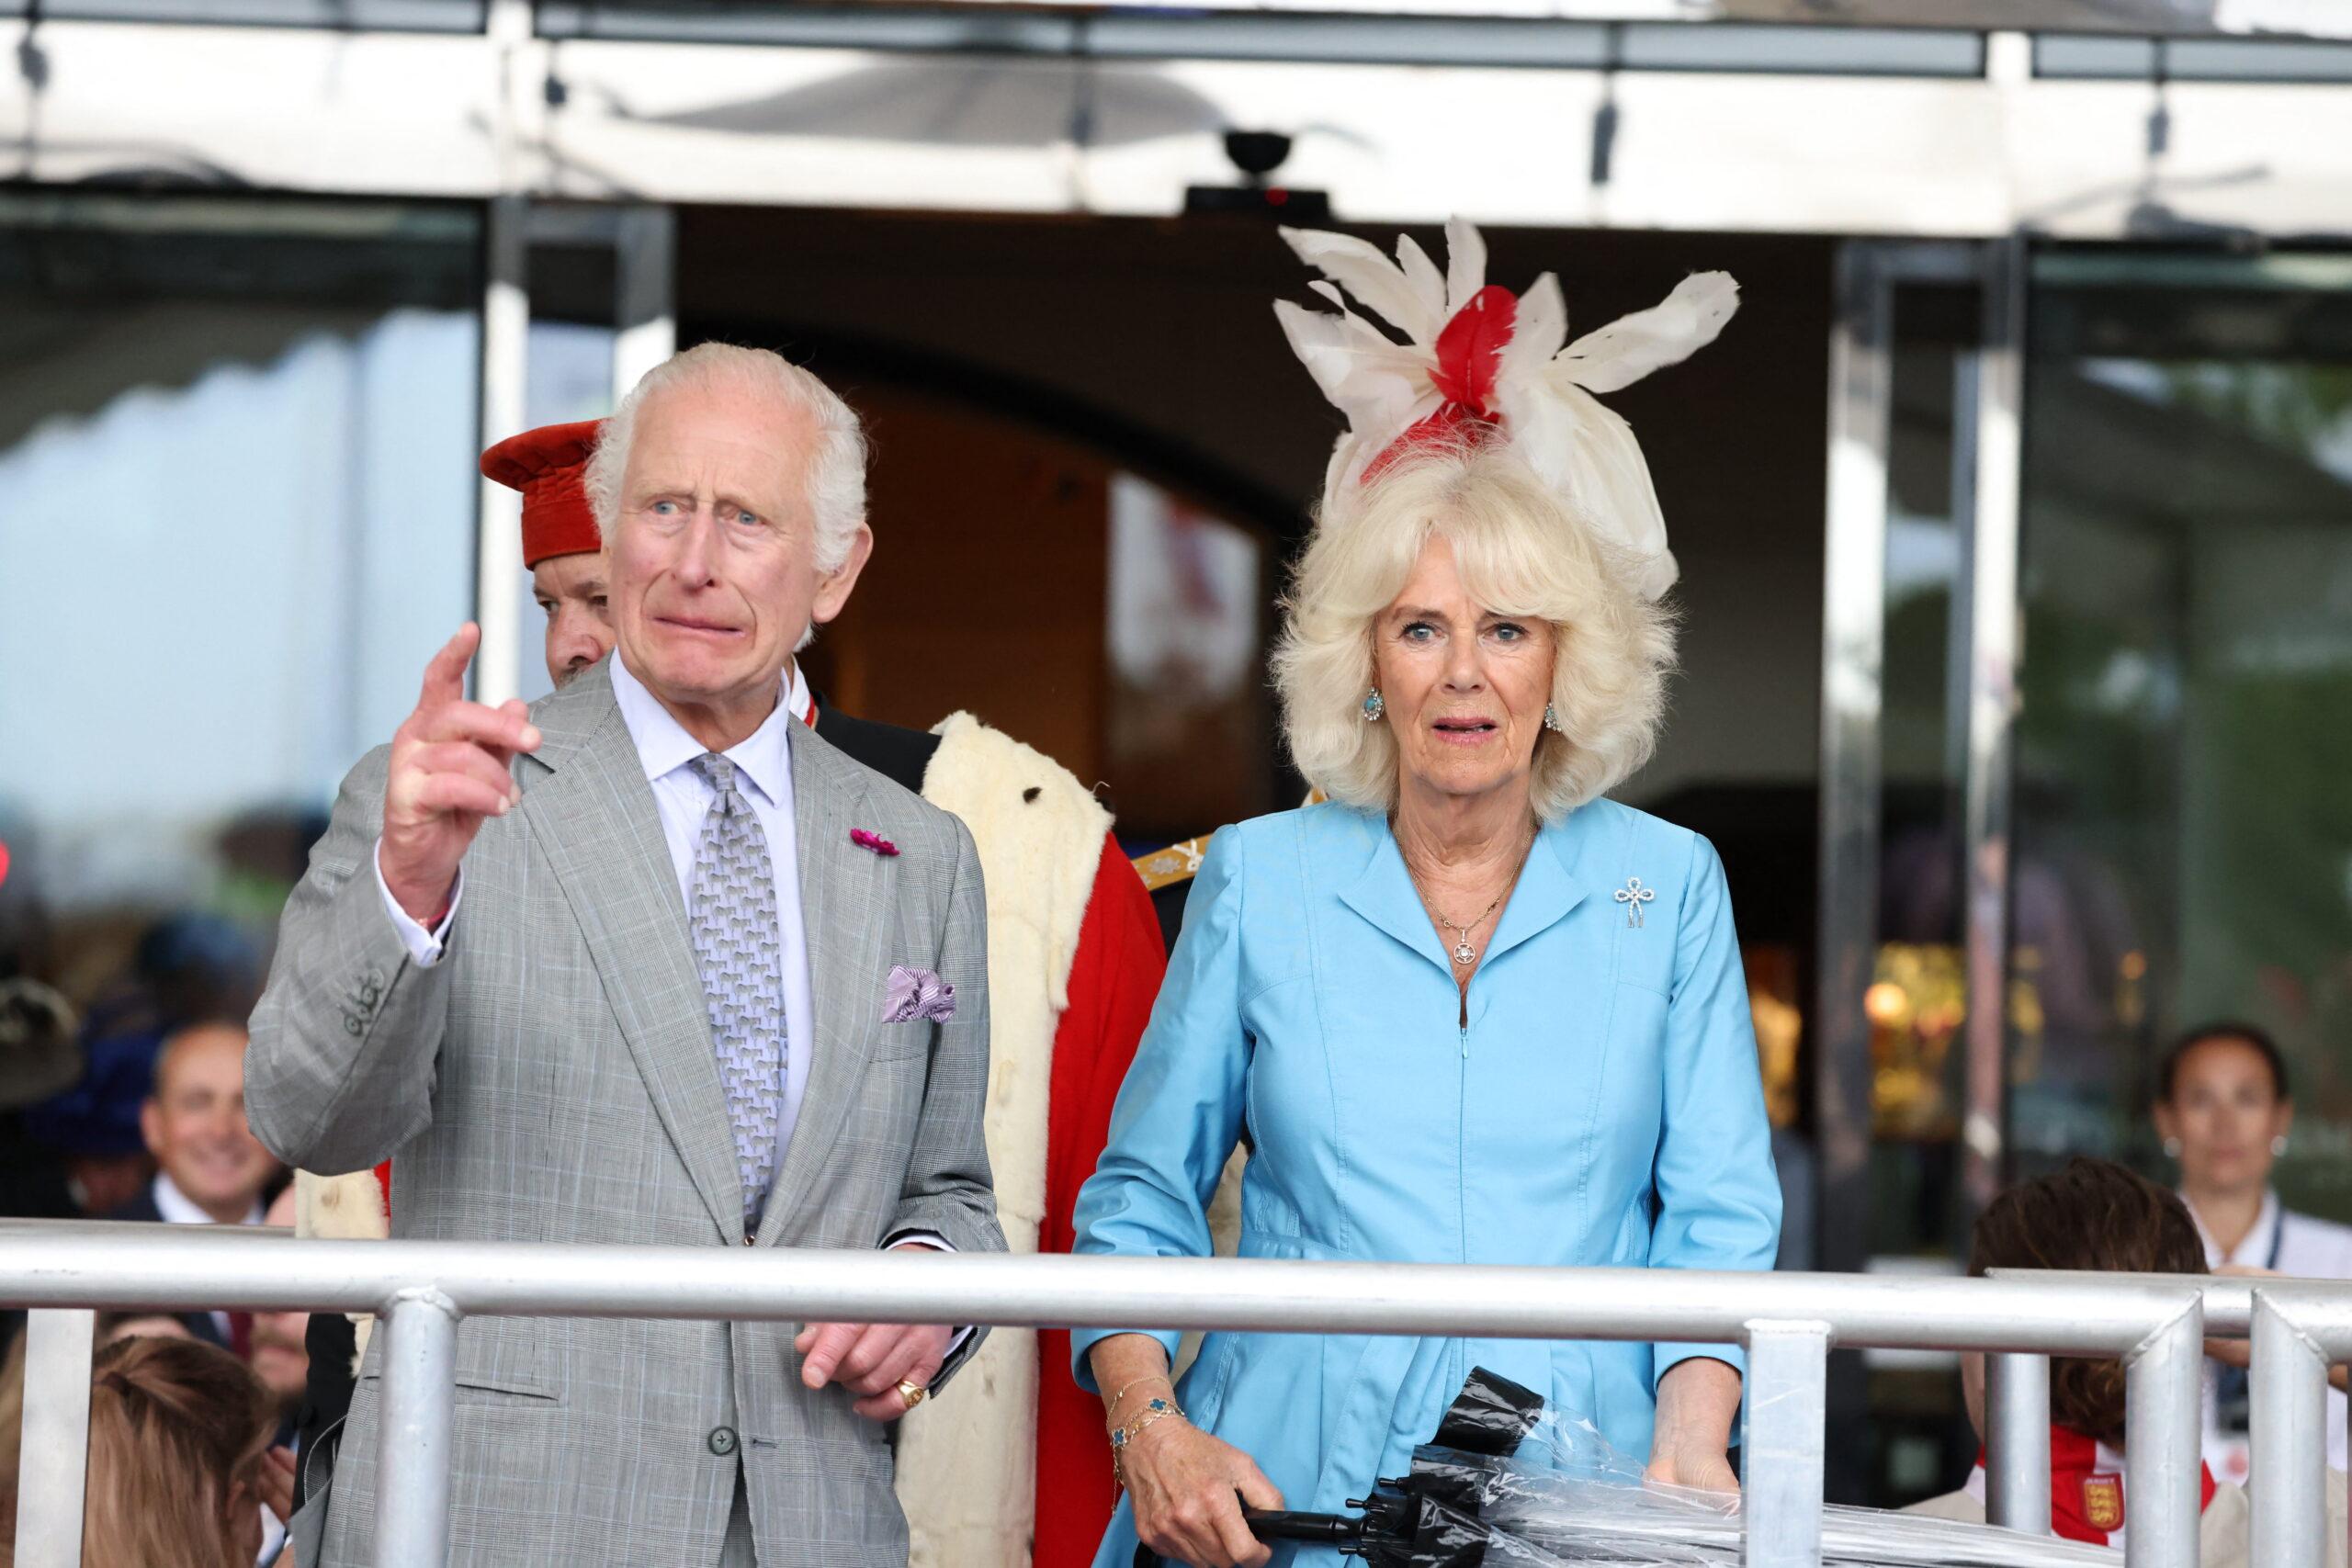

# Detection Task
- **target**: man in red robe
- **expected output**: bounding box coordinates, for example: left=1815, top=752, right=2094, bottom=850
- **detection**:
left=290, top=418, right=1160, bottom=1568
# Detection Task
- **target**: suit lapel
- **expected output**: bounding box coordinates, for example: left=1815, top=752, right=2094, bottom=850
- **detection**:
left=519, top=663, right=745, bottom=1244
left=757, top=720, right=887, bottom=1247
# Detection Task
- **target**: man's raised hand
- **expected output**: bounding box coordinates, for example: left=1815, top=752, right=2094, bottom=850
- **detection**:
left=379, top=624, right=540, bottom=924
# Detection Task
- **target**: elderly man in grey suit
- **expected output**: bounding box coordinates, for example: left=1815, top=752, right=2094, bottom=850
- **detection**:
left=246, top=342, right=1003, bottom=1567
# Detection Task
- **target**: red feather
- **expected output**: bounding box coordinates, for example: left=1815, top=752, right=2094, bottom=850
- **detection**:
left=1361, top=284, right=1520, bottom=482
left=1430, top=285, right=1518, bottom=413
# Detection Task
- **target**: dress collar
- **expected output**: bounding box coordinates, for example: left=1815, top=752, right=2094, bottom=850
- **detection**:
left=1336, top=808, right=1593, bottom=976
left=153, top=1171, right=262, bottom=1227
left=2187, top=1185, right=2283, bottom=1269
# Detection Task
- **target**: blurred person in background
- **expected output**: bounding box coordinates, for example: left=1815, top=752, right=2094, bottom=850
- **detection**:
left=17, top=910, right=266, bottom=1223
left=1911, top=1157, right=2346, bottom=1564
left=111, top=1020, right=281, bottom=1349
left=20, top=1022, right=161, bottom=1220
left=0, top=1336, right=295, bottom=1568
left=0, top=976, right=82, bottom=1352
left=96, top=1310, right=198, bottom=1344
left=2154, top=1021, right=2352, bottom=1480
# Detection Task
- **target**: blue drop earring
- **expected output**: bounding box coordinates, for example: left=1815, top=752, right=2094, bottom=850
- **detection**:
left=1362, top=688, right=1385, bottom=722
left=1543, top=703, right=1563, bottom=733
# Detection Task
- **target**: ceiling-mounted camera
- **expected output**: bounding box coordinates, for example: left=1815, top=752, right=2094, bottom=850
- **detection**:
left=1184, top=127, right=1330, bottom=223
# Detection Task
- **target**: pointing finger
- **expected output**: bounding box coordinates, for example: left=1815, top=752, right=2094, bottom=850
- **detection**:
left=418, top=624, right=480, bottom=712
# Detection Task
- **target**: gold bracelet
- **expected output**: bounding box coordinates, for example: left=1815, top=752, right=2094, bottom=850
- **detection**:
left=1107, top=1396, right=1185, bottom=1491
left=1104, top=1374, right=1174, bottom=1424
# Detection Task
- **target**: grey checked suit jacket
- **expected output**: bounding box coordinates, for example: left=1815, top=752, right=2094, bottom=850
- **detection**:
left=245, top=660, right=1003, bottom=1567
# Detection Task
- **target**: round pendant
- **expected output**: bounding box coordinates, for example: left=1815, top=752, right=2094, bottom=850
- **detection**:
left=1453, top=940, right=1476, bottom=964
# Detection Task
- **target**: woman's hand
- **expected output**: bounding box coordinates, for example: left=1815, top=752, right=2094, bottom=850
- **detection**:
left=1123, top=1415, right=1284, bottom=1568
left=1645, top=1357, right=1743, bottom=1496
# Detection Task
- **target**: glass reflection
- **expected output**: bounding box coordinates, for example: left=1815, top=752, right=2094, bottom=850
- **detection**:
left=0, top=197, right=479, bottom=1225
left=2016, top=256, right=2352, bottom=1223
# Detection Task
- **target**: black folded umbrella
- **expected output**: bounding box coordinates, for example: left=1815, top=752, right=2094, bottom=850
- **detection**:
left=1137, top=1367, right=1547, bottom=1568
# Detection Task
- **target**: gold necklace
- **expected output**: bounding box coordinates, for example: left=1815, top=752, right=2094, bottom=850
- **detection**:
left=1428, top=895, right=1503, bottom=966
left=1404, top=827, right=1536, bottom=967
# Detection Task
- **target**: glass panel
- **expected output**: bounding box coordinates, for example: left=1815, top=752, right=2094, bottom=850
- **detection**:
left=1871, top=281, right=1978, bottom=1258
left=1863, top=277, right=1980, bottom=1509
left=0, top=194, right=479, bottom=1218
left=2016, top=254, right=2352, bottom=1224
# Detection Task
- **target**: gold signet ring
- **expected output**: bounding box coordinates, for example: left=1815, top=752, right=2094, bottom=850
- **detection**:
left=897, top=1379, right=927, bottom=1411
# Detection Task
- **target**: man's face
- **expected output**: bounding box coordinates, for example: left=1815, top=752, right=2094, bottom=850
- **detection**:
left=533, top=552, right=614, bottom=687
left=140, top=1023, right=277, bottom=1218
left=607, top=382, right=871, bottom=718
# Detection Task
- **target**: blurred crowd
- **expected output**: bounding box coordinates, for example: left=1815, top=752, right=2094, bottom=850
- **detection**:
left=0, top=907, right=304, bottom=1566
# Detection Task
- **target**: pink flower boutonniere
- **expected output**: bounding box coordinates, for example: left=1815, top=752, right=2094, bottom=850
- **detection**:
left=850, top=829, right=899, bottom=858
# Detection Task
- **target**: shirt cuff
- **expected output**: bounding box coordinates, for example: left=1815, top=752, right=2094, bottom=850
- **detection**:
left=374, top=840, right=460, bottom=967
left=884, top=1233, right=974, bottom=1369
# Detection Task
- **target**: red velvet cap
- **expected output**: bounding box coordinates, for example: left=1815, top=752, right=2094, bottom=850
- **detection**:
left=481, top=419, right=604, bottom=568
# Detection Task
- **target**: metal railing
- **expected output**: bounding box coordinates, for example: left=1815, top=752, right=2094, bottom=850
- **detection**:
left=4, top=1222, right=2347, bottom=1568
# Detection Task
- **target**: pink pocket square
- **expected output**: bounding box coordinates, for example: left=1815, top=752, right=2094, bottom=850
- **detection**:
left=882, top=965, right=955, bottom=1024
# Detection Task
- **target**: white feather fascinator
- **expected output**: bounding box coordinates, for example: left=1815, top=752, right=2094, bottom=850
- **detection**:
left=1273, top=218, right=1736, bottom=602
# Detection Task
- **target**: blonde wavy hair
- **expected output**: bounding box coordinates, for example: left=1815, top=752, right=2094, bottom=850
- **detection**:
left=1271, top=441, right=1676, bottom=823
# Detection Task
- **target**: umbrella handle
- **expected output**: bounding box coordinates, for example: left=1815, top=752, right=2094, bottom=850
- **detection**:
left=1245, top=1506, right=1363, bottom=1543
left=1128, top=1500, right=1367, bottom=1564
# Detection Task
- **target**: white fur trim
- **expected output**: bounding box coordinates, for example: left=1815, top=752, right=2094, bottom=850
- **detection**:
left=294, top=1168, right=389, bottom=1370
left=896, top=714, right=1110, bottom=1568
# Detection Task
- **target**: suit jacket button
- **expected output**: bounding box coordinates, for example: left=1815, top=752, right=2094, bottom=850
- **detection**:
left=707, top=1427, right=739, bottom=1456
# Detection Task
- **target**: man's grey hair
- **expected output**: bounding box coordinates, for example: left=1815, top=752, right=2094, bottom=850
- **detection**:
left=583, top=342, right=869, bottom=573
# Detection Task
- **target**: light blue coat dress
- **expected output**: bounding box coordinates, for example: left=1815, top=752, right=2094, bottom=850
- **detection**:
left=1071, top=800, right=1781, bottom=1567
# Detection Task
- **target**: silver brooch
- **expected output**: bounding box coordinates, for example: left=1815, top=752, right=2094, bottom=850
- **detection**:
left=1613, top=876, right=1656, bottom=928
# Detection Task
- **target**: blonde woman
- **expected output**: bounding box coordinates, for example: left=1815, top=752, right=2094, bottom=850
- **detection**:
left=1070, top=221, right=1780, bottom=1568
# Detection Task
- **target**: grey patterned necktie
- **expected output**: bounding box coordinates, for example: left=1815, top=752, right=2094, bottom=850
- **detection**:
left=687, top=753, right=786, bottom=1231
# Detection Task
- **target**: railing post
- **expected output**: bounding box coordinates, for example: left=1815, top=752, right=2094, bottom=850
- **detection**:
left=1743, top=1321, right=1832, bottom=1568
left=15, top=1308, right=96, bottom=1568
left=376, top=1287, right=462, bottom=1568
left=2250, top=1293, right=2328, bottom=1568
left=2123, top=1302, right=2202, bottom=1568
left=1984, top=1351, right=2050, bottom=1534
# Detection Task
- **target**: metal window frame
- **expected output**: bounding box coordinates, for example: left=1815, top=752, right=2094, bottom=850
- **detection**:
left=469, top=195, right=675, bottom=705
left=529, top=6, right=1989, bottom=77
left=1817, top=235, right=2026, bottom=1229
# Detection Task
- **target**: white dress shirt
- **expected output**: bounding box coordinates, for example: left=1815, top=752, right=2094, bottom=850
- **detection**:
left=150, top=1170, right=264, bottom=1342
left=2191, top=1185, right=2352, bottom=1478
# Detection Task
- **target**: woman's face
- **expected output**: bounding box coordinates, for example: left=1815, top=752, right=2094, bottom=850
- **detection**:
left=2154, top=1037, right=2291, bottom=1199
left=1373, top=534, right=1557, bottom=813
